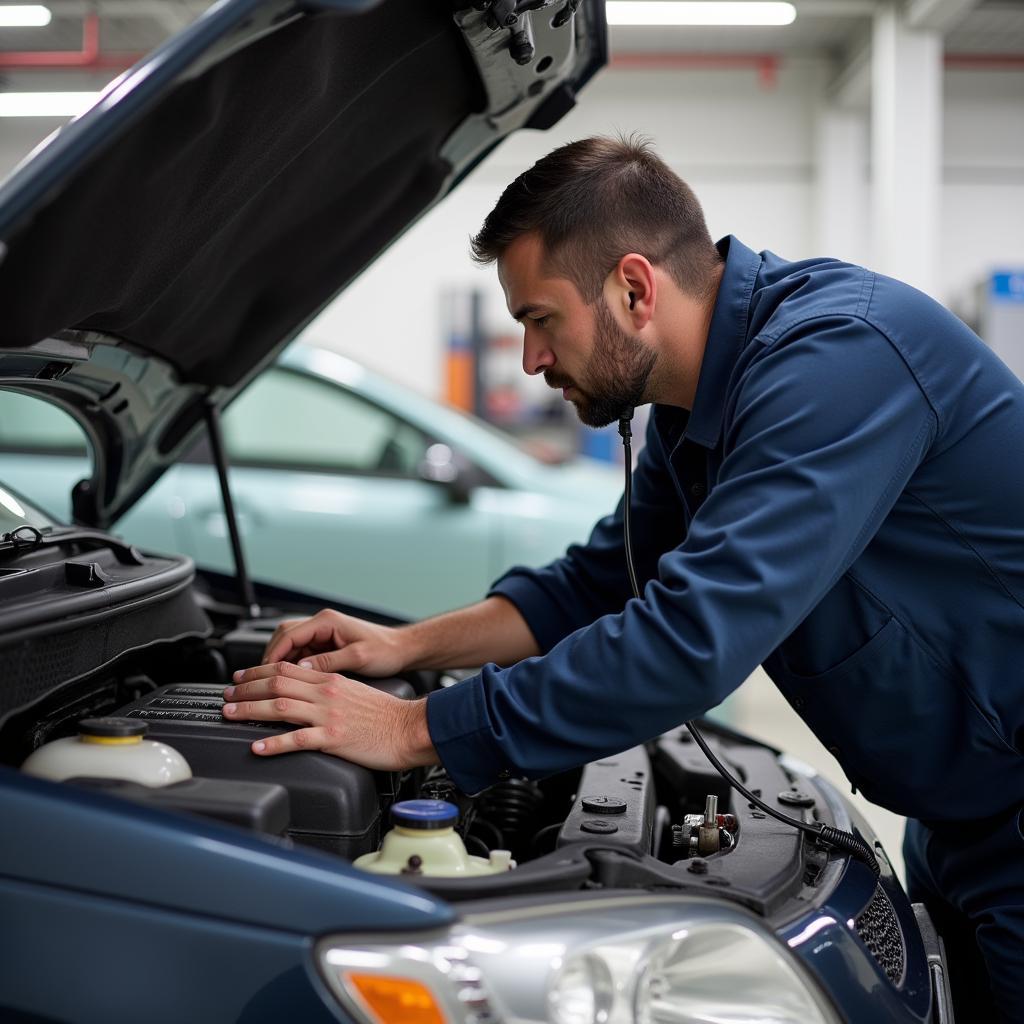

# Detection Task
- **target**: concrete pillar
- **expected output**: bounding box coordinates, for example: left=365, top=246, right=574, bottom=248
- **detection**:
left=871, top=2, right=942, bottom=296
left=815, top=106, right=870, bottom=266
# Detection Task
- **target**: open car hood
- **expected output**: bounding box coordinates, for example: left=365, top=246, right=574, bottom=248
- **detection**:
left=0, top=0, right=605, bottom=528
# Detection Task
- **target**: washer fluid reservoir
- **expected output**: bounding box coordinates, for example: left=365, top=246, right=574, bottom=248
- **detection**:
left=355, top=800, right=515, bottom=876
left=21, top=717, right=192, bottom=787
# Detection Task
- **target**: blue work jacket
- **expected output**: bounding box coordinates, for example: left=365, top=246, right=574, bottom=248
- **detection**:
left=428, top=236, right=1024, bottom=820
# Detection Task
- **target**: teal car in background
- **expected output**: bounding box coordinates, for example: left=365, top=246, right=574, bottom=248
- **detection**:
left=0, top=343, right=622, bottom=619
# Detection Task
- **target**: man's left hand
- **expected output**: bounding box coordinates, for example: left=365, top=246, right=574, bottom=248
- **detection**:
left=222, top=662, right=438, bottom=770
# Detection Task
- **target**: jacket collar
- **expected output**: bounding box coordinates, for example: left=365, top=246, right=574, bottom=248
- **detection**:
left=682, top=235, right=762, bottom=449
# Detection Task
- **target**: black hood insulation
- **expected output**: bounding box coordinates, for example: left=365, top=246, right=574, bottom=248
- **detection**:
left=0, top=1, right=483, bottom=386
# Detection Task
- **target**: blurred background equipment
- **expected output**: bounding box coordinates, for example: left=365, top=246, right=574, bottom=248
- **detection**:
left=981, top=269, right=1024, bottom=380
left=443, top=284, right=632, bottom=464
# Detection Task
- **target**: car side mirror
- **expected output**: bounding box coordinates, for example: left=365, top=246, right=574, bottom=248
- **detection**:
left=417, top=443, right=474, bottom=505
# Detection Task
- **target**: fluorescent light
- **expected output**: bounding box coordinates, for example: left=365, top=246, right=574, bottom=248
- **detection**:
left=0, top=4, right=51, bottom=27
left=0, top=92, right=98, bottom=117
left=606, top=2, right=797, bottom=26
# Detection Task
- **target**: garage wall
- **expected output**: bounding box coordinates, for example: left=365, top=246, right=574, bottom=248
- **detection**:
left=311, top=60, right=826, bottom=397
left=311, top=62, right=1024, bottom=397
left=941, top=68, right=1024, bottom=317
left=0, top=118, right=63, bottom=179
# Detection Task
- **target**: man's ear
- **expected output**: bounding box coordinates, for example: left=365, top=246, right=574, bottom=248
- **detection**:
left=608, top=253, right=656, bottom=327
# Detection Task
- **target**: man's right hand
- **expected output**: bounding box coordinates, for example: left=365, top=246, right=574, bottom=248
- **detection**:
left=262, top=596, right=540, bottom=680
left=262, top=609, right=407, bottom=677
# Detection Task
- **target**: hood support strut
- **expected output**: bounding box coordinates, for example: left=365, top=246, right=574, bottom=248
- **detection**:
left=203, top=397, right=261, bottom=620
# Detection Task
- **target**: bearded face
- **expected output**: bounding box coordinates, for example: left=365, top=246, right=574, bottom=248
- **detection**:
left=544, top=299, right=656, bottom=428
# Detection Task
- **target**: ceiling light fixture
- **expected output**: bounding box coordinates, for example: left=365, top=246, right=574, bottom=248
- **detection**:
left=0, top=4, right=52, bottom=27
left=605, top=2, right=797, bottom=26
left=0, top=92, right=97, bottom=117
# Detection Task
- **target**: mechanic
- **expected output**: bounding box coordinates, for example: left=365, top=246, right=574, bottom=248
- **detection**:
left=223, top=136, right=1024, bottom=1021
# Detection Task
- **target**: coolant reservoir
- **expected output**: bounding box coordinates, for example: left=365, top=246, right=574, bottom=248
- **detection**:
left=21, top=717, right=192, bottom=787
left=355, top=799, right=515, bottom=877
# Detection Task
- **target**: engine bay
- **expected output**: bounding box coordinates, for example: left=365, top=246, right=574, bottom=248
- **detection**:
left=0, top=550, right=842, bottom=916
left=3, top=628, right=844, bottom=916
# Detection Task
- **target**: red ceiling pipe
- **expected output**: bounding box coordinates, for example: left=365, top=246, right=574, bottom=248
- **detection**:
left=611, top=51, right=1024, bottom=85
left=611, top=52, right=780, bottom=87
left=945, top=53, right=1024, bottom=69
left=2, top=27, right=1019, bottom=77
left=0, top=14, right=143, bottom=69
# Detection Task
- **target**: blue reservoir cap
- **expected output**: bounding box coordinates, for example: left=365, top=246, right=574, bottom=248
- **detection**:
left=391, top=799, right=459, bottom=830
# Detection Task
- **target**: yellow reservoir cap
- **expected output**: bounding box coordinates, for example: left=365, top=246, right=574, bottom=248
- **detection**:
left=77, top=716, right=148, bottom=745
left=345, top=973, right=447, bottom=1024
left=79, top=734, right=143, bottom=745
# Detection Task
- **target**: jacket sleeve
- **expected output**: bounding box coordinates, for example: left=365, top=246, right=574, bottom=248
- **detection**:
left=429, top=316, right=937, bottom=794
left=488, top=413, right=688, bottom=652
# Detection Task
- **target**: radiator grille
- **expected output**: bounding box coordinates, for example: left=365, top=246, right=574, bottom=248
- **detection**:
left=854, top=885, right=906, bottom=985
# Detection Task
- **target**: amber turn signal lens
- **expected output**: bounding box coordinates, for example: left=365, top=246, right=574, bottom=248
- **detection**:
left=345, top=973, right=447, bottom=1024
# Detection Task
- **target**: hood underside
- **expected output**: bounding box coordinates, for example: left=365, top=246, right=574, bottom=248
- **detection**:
left=0, top=0, right=606, bottom=527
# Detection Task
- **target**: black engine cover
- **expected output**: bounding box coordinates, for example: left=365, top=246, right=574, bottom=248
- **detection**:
left=115, top=680, right=412, bottom=857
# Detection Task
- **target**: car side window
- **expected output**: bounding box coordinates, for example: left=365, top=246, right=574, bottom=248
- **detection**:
left=0, top=392, right=89, bottom=455
left=222, top=368, right=428, bottom=476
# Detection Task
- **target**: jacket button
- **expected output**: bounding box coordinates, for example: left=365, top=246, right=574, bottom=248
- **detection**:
left=827, top=745, right=842, bottom=759
left=497, top=768, right=511, bottom=780
left=690, top=482, right=706, bottom=498
left=792, top=697, right=805, bottom=710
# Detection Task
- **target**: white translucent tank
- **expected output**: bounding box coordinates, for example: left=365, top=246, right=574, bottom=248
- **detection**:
left=355, top=799, right=515, bottom=877
left=21, top=717, right=192, bottom=787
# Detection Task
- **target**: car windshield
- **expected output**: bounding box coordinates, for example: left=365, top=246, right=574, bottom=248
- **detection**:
left=0, top=481, right=58, bottom=533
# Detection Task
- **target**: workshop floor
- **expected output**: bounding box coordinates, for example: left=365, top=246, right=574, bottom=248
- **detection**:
left=724, top=668, right=908, bottom=884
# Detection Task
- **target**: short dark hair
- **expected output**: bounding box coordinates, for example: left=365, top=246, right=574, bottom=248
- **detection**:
left=471, top=135, right=721, bottom=302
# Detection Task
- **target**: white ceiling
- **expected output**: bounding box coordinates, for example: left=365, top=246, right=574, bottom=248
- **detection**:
left=0, top=0, right=1021, bottom=86
left=946, top=1, right=1024, bottom=53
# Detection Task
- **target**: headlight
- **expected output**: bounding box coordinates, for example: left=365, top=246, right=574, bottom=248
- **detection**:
left=317, top=896, right=841, bottom=1024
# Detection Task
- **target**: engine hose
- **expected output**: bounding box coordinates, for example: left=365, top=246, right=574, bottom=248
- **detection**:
left=618, top=412, right=881, bottom=881
left=684, top=720, right=881, bottom=878
left=817, top=825, right=881, bottom=879
left=470, top=817, right=506, bottom=852
left=477, top=778, right=544, bottom=840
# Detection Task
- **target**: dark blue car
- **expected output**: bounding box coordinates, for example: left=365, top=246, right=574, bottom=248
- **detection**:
left=0, top=2, right=952, bottom=1021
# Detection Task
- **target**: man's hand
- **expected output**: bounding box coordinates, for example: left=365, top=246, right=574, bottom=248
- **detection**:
left=262, top=597, right=539, bottom=679
left=223, top=662, right=437, bottom=770
left=262, top=609, right=407, bottom=677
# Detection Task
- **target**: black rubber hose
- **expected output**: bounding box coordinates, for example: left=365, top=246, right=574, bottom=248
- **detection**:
left=618, top=414, right=642, bottom=599
left=617, top=412, right=880, bottom=880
